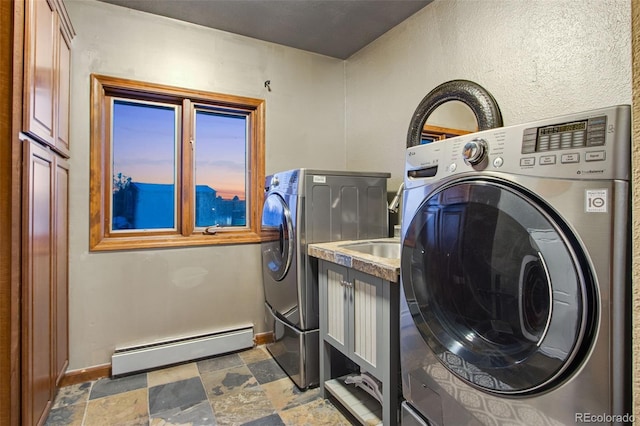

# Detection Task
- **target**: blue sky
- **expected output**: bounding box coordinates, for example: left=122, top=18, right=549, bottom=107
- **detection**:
left=112, top=100, right=246, bottom=199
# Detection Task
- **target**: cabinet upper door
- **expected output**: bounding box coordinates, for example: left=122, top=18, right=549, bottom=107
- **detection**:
left=25, top=0, right=57, bottom=146
left=56, top=27, right=71, bottom=156
left=24, top=0, right=73, bottom=157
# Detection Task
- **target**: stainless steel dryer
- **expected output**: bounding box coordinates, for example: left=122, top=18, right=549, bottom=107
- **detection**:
left=262, top=169, right=390, bottom=389
left=399, top=105, right=631, bottom=425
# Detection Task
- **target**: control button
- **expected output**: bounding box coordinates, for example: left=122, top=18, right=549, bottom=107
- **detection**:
left=585, top=151, right=606, bottom=162
left=587, top=132, right=606, bottom=146
left=272, top=176, right=280, bottom=187
left=462, top=138, right=488, bottom=166
left=572, top=131, right=586, bottom=147
left=493, top=157, right=504, bottom=168
left=520, top=157, right=535, bottom=167
left=539, top=155, right=557, bottom=165
left=538, top=135, right=550, bottom=151
left=561, top=153, right=580, bottom=164
left=521, top=141, right=536, bottom=154
left=448, top=163, right=457, bottom=173
left=588, top=116, right=607, bottom=126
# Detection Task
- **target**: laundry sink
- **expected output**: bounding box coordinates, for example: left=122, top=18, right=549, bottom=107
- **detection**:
left=340, top=239, right=401, bottom=259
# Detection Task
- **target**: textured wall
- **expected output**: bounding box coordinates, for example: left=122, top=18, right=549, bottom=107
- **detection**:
left=65, top=0, right=346, bottom=369
left=345, top=0, right=631, bottom=193
left=632, top=0, right=639, bottom=419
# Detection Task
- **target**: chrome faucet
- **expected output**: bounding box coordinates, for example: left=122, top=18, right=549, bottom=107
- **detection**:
left=388, top=182, right=405, bottom=213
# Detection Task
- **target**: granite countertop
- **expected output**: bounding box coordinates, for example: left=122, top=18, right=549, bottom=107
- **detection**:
left=307, top=238, right=400, bottom=283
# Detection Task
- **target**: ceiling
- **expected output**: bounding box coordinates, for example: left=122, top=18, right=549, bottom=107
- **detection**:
left=96, top=0, right=433, bottom=59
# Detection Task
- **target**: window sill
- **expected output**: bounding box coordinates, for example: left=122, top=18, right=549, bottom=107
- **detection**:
left=90, top=231, right=263, bottom=252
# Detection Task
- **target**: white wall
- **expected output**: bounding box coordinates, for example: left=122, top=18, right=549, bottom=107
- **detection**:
left=345, top=0, right=632, bottom=192
left=66, top=0, right=346, bottom=369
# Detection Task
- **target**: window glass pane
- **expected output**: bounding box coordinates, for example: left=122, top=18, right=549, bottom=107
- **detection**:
left=111, top=100, right=177, bottom=231
left=194, top=110, right=247, bottom=228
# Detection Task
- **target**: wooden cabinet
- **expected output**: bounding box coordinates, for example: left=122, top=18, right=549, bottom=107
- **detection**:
left=319, top=260, right=399, bottom=426
left=18, top=0, right=72, bottom=424
left=23, top=0, right=73, bottom=157
left=53, top=155, right=69, bottom=386
left=24, top=0, right=55, bottom=146
left=23, top=138, right=54, bottom=426
left=22, top=137, right=69, bottom=425
left=55, top=23, right=71, bottom=155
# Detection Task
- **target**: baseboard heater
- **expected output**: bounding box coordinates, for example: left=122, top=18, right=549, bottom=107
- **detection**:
left=111, top=325, right=254, bottom=376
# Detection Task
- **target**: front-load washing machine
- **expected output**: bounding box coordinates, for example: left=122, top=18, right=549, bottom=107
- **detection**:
left=399, top=105, right=631, bottom=425
left=261, top=169, right=390, bottom=389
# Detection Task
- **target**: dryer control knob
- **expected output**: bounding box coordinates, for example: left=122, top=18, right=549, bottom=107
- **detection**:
left=272, top=176, right=280, bottom=187
left=462, top=138, right=488, bottom=166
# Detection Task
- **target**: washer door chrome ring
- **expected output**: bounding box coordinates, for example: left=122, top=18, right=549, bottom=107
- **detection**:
left=261, top=193, right=294, bottom=281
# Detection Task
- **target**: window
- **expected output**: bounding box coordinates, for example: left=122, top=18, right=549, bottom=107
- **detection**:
left=90, top=74, right=265, bottom=250
left=420, top=124, right=473, bottom=145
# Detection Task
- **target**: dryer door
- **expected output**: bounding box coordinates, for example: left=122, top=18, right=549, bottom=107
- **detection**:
left=261, top=193, right=294, bottom=281
left=401, top=178, right=596, bottom=395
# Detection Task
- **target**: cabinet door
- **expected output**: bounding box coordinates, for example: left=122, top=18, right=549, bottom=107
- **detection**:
left=24, top=0, right=57, bottom=147
left=55, top=27, right=71, bottom=156
left=351, top=269, right=383, bottom=376
left=23, top=139, right=54, bottom=426
left=53, top=156, right=69, bottom=385
left=321, top=262, right=349, bottom=354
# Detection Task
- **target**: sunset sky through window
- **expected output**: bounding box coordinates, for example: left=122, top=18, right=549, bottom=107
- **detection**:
left=112, top=100, right=246, bottom=200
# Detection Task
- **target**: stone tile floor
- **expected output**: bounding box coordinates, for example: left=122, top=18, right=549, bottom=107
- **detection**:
left=45, top=346, right=352, bottom=425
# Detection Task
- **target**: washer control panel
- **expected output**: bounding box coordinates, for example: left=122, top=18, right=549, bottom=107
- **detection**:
left=405, top=105, right=630, bottom=185
left=267, top=169, right=300, bottom=194
left=518, top=115, right=609, bottom=169
left=521, top=116, right=606, bottom=154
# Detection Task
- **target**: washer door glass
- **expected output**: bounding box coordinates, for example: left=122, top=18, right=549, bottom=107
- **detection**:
left=261, top=193, right=294, bottom=281
left=401, top=179, right=595, bottom=395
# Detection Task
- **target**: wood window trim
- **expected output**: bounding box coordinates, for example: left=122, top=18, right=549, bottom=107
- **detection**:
left=89, top=74, right=265, bottom=251
left=421, top=124, right=474, bottom=141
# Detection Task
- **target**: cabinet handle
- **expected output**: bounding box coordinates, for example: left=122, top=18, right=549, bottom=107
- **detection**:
left=340, top=280, right=353, bottom=288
